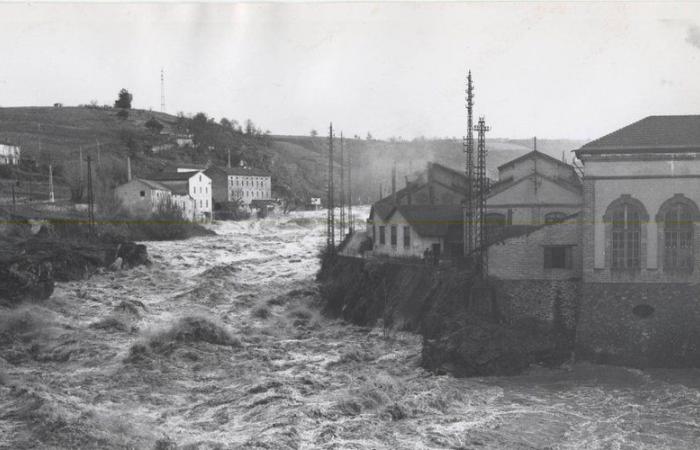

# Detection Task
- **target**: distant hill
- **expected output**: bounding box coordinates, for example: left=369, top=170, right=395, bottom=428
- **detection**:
left=0, top=106, right=586, bottom=206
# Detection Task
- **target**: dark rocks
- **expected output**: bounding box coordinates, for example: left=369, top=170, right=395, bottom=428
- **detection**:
left=421, top=318, right=571, bottom=377
left=116, top=242, right=150, bottom=269
left=0, top=258, right=54, bottom=304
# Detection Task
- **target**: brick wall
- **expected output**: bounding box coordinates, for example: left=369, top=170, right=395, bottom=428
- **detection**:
left=577, top=282, right=700, bottom=367
left=488, top=217, right=582, bottom=280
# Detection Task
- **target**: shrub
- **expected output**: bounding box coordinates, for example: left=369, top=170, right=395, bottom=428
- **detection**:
left=145, top=117, right=164, bottom=133
left=116, top=109, right=129, bottom=119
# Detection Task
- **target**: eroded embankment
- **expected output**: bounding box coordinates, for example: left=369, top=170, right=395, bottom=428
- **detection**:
left=317, top=255, right=573, bottom=376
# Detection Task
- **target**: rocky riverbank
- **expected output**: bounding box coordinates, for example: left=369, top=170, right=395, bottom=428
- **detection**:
left=317, top=254, right=573, bottom=376
left=0, top=222, right=150, bottom=304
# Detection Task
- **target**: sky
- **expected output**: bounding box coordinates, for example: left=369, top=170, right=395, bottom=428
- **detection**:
left=1, top=2, right=700, bottom=140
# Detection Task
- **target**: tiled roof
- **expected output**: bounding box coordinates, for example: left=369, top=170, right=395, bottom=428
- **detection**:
left=206, top=166, right=271, bottom=177
left=148, top=171, right=201, bottom=181
left=157, top=180, right=189, bottom=195
left=390, top=205, right=464, bottom=238
left=133, top=178, right=171, bottom=191
left=497, top=150, right=575, bottom=171
left=576, top=115, right=700, bottom=155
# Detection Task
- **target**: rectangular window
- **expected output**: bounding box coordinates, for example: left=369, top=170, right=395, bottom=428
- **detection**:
left=544, top=246, right=573, bottom=269
left=140, top=191, right=145, bottom=197
left=403, top=226, right=410, bottom=248
left=379, top=226, right=386, bottom=245
left=391, top=225, right=397, bottom=247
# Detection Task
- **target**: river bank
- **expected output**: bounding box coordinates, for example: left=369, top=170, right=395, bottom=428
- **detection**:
left=0, top=210, right=699, bottom=448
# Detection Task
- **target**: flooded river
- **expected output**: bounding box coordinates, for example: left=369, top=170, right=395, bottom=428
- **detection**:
left=1, top=209, right=699, bottom=449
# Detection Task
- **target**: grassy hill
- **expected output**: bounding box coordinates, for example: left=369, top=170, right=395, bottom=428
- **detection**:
left=0, top=106, right=586, bottom=207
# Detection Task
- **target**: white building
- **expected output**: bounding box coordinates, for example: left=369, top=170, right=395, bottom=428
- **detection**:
left=0, top=143, right=21, bottom=165
left=205, top=166, right=272, bottom=207
left=149, top=171, right=212, bottom=221
left=368, top=204, right=464, bottom=259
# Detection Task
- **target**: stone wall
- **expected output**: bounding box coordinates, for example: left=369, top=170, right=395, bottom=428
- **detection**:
left=577, top=282, right=700, bottom=367
left=495, top=279, right=579, bottom=332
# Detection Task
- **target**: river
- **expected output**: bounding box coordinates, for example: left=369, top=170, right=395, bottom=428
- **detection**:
left=1, top=209, right=699, bottom=449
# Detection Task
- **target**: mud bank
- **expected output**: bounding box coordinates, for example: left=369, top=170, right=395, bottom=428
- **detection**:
left=317, top=255, right=573, bottom=377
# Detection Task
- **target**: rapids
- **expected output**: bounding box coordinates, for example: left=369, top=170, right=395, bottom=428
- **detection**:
left=1, top=209, right=699, bottom=449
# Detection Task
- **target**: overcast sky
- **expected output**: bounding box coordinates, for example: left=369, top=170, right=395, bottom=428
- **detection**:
left=1, top=2, right=699, bottom=140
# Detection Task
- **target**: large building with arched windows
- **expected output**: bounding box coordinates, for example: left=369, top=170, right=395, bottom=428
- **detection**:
left=574, top=115, right=700, bottom=366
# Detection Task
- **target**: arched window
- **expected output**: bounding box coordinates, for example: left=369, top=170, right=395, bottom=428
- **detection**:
left=658, top=195, right=698, bottom=272
left=545, top=211, right=567, bottom=224
left=607, top=198, right=644, bottom=269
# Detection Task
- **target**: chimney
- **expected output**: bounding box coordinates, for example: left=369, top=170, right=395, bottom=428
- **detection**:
left=127, top=156, right=132, bottom=181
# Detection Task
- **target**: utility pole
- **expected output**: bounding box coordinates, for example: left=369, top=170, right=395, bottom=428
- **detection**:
left=86, top=155, right=95, bottom=236
left=463, top=70, right=475, bottom=258
left=347, top=137, right=353, bottom=233
left=326, top=123, right=335, bottom=251
left=339, top=132, right=346, bottom=240
left=79, top=146, right=84, bottom=200
left=48, top=164, right=55, bottom=203
left=474, top=116, right=490, bottom=279
left=96, top=139, right=101, bottom=167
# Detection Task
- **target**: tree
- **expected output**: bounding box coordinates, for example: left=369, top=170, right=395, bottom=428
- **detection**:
left=366, top=132, right=373, bottom=140
left=116, top=108, right=129, bottom=119
left=245, top=119, right=256, bottom=136
left=114, top=89, right=133, bottom=109
left=310, top=129, right=318, bottom=137
left=145, top=117, right=164, bottom=133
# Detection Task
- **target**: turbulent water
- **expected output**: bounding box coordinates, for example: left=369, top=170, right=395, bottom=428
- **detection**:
left=1, top=209, right=699, bottom=449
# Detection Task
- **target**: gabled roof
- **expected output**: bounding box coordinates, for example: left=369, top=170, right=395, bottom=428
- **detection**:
left=149, top=171, right=201, bottom=181
left=157, top=180, right=189, bottom=195
left=497, top=150, right=575, bottom=171
left=206, top=166, right=271, bottom=177
left=576, top=115, right=700, bottom=155
left=486, top=171, right=582, bottom=199
left=132, top=178, right=171, bottom=192
left=388, top=205, right=463, bottom=237
left=486, top=212, right=580, bottom=246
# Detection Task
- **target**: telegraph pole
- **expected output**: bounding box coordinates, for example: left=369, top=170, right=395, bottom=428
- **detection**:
left=347, top=137, right=353, bottom=233
left=86, top=155, right=95, bottom=236
left=326, top=123, right=335, bottom=251
left=339, top=132, right=346, bottom=240
left=474, top=116, right=490, bottom=278
left=48, top=164, right=55, bottom=203
left=463, top=70, right=475, bottom=257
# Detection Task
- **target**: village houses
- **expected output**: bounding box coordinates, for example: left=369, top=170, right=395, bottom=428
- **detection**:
left=115, top=170, right=212, bottom=221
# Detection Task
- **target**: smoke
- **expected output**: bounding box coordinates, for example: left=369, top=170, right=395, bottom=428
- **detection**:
left=686, top=24, right=700, bottom=50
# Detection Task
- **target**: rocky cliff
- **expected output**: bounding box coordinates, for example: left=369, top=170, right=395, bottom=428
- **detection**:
left=317, top=255, right=573, bottom=377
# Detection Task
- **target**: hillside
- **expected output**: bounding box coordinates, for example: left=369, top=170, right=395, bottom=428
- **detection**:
left=0, top=106, right=586, bottom=207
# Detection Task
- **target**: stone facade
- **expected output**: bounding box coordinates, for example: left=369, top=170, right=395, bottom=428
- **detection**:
left=495, top=279, right=579, bottom=332
left=577, top=282, right=700, bottom=367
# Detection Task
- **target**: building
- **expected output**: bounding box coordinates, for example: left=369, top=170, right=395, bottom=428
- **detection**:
left=114, top=178, right=173, bottom=217
left=369, top=205, right=463, bottom=259
left=572, top=115, right=700, bottom=366
left=486, top=150, right=582, bottom=228
left=204, top=165, right=272, bottom=207
left=0, top=143, right=21, bottom=165
left=375, top=162, right=469, bottom=208
left=148, top=171, right=212, bottom=221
